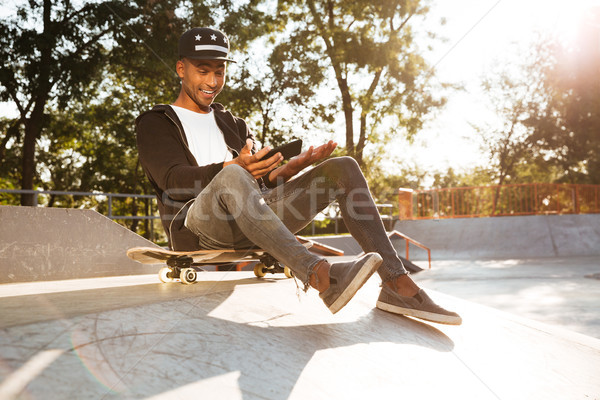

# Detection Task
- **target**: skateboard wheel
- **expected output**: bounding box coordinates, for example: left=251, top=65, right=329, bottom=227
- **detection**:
left=254, top=263, right=267, bottom=278
left=158, top=267, right=173, bottom=283
left=180, top=268, right=197, bottom=284
left=284, top=266, right=294, bottom=279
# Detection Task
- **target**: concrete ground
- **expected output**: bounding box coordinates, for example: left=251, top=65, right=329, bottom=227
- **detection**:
left=410, top=256, right=600, bottom=339
left=1, top=207, right=599, bottom=399
left=1, top=272, right=599, bottom=400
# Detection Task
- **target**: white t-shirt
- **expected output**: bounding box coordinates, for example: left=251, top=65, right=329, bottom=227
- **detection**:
left=171, top=105, right=233, bottom=166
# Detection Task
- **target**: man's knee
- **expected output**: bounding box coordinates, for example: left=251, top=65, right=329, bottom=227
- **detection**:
left=334, top=156, right=360, bottom=170
left=320, top=156, right=363, bottom=180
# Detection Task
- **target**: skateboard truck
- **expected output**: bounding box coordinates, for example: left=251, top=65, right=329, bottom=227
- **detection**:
left=162, top=256, right=206, bottom=284
left=254, top=254, right=294, bottom=279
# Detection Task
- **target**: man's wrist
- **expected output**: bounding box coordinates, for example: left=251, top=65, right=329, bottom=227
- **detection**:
left=270, top=163, right=298, bottom=183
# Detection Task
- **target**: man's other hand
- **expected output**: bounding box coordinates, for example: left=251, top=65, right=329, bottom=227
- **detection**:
left=285, top=140, right=337, bottom=176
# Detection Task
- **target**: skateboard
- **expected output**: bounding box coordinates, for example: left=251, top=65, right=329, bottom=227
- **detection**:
left=126, top=247, right=297, bottom=284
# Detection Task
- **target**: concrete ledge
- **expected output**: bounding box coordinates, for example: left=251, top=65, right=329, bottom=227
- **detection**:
left=0, top=206, right=161, bottom=283
left=394, top=214, right=600, bottom=260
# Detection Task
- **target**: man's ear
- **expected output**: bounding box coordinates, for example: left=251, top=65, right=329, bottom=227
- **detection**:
left=176, top=59, right=185, bottom=79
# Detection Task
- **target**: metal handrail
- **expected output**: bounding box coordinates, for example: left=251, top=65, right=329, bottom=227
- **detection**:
left=388, top=230, right=431, bottom=269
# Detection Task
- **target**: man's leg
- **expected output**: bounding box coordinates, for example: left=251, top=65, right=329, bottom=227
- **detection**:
left=184, top=164, right=382, bottom=313
left=263, top=157, right=461, bottom=324
left=263, top=157, right=409, bottom=282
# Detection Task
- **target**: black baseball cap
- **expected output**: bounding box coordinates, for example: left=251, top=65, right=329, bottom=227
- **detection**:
left=178, top=27, right=236, bottom=63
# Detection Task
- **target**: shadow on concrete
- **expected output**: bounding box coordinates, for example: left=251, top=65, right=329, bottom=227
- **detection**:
left=0, top=276, right=454, bottom=399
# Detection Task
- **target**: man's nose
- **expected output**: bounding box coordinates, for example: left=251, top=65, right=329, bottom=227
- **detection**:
left=206, top=73, right=217, bottom=88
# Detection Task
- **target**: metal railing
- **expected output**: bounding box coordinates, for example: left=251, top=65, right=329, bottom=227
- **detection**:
left=402, top=183, right=600, bottom=220
left=0, top=189, right=160, bottom=221
left=388, top=231, right=431, bottom=269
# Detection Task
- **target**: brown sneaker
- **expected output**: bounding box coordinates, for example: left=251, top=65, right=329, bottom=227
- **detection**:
left=376, top=285, right=462, bottom=325
left=319, top=253, right=382, bottom=314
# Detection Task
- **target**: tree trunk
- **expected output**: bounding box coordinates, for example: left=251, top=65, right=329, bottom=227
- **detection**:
left=20, top=0, right=53, bottom=206
left=492, top=174, right=507, bottom=215
left=356, top=112, right=367, bottom=166
left=20, top=121, right=40, bottom=206
left=338, top=77, right=354, bottom=156
left=355, top=69, right=383, bottom=166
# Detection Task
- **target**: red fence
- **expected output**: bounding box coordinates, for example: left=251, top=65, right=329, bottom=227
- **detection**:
left=399, top=183, right=600, bottom=220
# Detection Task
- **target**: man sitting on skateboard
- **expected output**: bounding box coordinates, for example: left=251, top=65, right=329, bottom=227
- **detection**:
left=135, top=27, right=461, bottom=324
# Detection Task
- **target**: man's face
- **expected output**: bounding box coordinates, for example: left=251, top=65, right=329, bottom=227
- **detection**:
left=176, top=58, right=226, bottom=113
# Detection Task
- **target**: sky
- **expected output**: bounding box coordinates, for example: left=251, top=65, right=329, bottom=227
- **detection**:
left=398, top=0, right=600, bottom=176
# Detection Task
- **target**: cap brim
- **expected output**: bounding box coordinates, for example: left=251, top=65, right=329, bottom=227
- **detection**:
left=182, top=55, right=237, bottom=63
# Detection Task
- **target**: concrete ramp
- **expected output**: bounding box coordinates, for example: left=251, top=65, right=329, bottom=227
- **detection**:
left=0, top=206, right=160, bottom=283
left=0, top=272, right=598, bottom=399
left=394, top=214, right=600, bottom=260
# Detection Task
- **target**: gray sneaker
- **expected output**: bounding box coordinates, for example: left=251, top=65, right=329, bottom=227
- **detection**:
left=319, top=253, right=383, bottom=314
left=376, top=285, right=462, bottom=325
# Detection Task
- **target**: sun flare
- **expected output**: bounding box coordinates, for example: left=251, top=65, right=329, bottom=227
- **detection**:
left=532, top=0, right=600, bottom=44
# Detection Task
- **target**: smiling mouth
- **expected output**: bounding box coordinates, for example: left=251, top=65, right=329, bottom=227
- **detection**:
left=201, top=89, right=216, bottom=95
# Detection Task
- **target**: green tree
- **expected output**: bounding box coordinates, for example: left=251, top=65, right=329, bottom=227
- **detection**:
left=0, top=0, right=139, bottom=205
left=272, top=0, right=446, bottom=165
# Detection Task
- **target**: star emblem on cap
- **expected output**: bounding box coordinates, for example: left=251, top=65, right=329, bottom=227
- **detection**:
left=195, top=34, right=201, bottom=41
left=223, top=37, right=228, bottom=43
left=210, top=34, right=217, bottom=41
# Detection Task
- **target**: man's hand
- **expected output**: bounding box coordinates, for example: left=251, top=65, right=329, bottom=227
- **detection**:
left=285, top=140, right=337, bottom=176
left=225, top=139, right=283, bottom=179
left=268, top=140, right=337, bottom=184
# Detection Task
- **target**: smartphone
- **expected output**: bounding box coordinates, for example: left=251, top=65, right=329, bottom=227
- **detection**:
left=259, top=139, right=303, bottom=161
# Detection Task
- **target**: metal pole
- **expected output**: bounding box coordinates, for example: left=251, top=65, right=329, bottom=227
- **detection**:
left=535, top=183, right=538, bottom=214
left=556, top=183, right=560, bottom=214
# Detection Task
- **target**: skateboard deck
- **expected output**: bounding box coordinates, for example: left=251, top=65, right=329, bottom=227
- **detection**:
left=127, top=247, right=266, bottom=265
left=126, top=246, right=297, bottom=284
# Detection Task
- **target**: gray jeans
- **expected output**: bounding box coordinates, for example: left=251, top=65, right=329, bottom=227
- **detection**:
left=185, top=156, right=408, bottom=285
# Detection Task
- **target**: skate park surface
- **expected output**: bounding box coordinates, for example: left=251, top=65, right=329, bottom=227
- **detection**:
left=1, top=206, right=599, bottom=399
